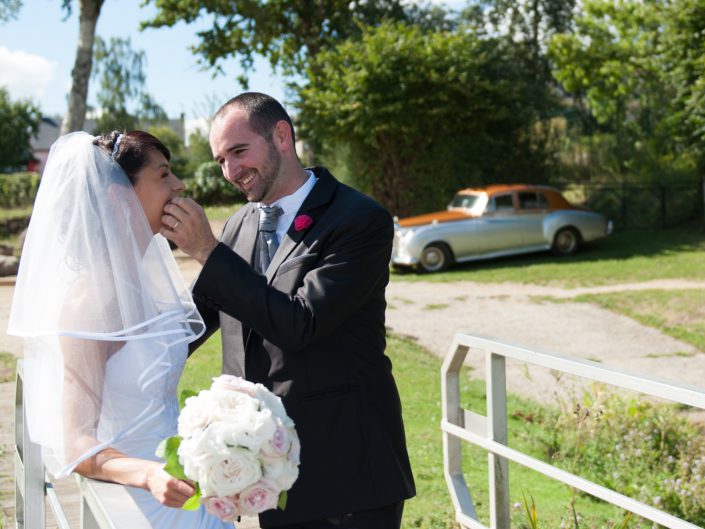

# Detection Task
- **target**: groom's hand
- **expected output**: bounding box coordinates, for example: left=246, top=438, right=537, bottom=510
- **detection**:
left=161, top=197, right=219, bottom=265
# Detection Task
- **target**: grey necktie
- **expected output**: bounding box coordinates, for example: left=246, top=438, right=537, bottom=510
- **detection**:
left=258, top=205, right=284, bottom=272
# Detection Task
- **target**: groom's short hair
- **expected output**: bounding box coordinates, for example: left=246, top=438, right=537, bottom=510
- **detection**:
left=215, top=92, right=296, bottom=146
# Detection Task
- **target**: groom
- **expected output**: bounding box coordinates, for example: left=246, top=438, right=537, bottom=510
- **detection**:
left=162, top=92, right=415, bottom=528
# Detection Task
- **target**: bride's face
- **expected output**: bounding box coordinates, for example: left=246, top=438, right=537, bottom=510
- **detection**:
left=133, top=150, right=185, bottom=234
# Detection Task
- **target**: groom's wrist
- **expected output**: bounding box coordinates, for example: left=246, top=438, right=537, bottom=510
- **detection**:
left=194, top=240, right=219, bottom=266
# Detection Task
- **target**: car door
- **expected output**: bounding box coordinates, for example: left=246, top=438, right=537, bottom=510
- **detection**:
left=517, top=191, right=550, bottom=247
left=460, top=192, right=524, bottom=255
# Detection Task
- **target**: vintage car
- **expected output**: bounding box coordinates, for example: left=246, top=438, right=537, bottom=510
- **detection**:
left=392, top=184, right=612, bottom=272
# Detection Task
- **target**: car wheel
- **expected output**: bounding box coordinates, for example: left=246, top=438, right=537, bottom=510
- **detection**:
left=419, top=243, right=452, bottom=272
left=552, top=227, right=580, bottom=256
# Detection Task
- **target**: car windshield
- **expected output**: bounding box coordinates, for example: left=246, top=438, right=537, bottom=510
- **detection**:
left=449, top=193, right=481, bottom=209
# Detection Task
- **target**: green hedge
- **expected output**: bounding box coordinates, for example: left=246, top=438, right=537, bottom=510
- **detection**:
left=0, top=172, right=40, bottom=208
left=183, top=161, right=244, bottom=205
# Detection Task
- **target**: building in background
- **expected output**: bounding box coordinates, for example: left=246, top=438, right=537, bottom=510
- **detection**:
left=30, top=114, right=186, bottom=174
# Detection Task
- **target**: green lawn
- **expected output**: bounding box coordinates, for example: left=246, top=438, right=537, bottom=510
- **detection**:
left=392, top=226, right=705, bottom=287
left=181, top=333, right=638, bottom=528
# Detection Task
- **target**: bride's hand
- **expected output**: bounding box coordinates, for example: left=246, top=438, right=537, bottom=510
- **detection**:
left=145, top=463, right=196, bottom=507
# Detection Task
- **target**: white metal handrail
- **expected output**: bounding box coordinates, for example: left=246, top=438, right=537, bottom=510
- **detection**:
left=441, top=333, right=705, bottom=529
left=14, top=360, right=151, bottom=529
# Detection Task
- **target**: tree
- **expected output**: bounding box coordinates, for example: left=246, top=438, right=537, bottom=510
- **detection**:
left=661, top=0, right=705, bottom=169
left=0, top=0, right=21, bottom=23
left=91, top=36, right=167, bottom=133
left=61, top=0, right=105, bottom=134
left=142, top=0, right=414, bottom=82
left=548, top=0, right=690, bottom=178
left=0, top=87, right=41, bottom=171
left=296, top=22, right=550, bottom=216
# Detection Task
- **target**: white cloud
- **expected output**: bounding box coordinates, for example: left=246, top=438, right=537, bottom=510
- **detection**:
left=0, top=47, right=56, bottom=103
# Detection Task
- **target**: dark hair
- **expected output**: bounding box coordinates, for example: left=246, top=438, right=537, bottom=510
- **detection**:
left=93, top=130, right=171, bottom=184
left=214, top=92, right=296, bottom=146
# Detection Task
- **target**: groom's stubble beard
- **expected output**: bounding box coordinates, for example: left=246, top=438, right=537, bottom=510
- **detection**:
left=245, top=138, right=283, bottom=204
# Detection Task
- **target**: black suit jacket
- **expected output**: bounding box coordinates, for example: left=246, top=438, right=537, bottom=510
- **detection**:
left=191, top=167, right=415, bottom=527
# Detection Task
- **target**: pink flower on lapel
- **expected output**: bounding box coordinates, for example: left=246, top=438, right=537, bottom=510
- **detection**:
left=294, top=214, right=314, bottom=232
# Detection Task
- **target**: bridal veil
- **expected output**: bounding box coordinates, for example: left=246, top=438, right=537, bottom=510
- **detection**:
left=8, top=132, right=204, bottom=478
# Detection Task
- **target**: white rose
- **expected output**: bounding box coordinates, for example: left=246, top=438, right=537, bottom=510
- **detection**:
left=178, top=427, right=227, bottom=482
left=287, top=429, right=301, bottom=466
left=199, top=446, right=263, bottom=498
left=261, top=454, right=299, bottom=491
left=177, top=390, right=218, bottom=438
left=211, top=374, right=258, bottom=396
left=254, top=387, right=294, bottom=427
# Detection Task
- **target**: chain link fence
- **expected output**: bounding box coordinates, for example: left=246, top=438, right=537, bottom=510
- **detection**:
left=558, top=180, right=704, bottom=229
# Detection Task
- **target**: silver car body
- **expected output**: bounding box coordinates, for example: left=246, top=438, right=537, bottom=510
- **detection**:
left=392, top=187, right=612, bottom=269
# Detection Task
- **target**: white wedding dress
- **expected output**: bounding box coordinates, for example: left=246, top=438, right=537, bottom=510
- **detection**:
left=8, top=132, right=234, bottom=529
left=101, top=339, right=235, bottom=529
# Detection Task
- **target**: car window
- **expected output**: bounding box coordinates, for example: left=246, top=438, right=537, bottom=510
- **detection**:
left=490, top=193, right=514, bottom=211
left=518, top=191, right=549, bottom=210
left=449, top=193, right=481, bottom=209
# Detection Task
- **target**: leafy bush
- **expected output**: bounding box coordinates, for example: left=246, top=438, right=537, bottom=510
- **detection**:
left=183, top=161, right=244, bottom=206
left=0, top=172, right=39, bottom=208
left=532, top=387, right=705, bottom=526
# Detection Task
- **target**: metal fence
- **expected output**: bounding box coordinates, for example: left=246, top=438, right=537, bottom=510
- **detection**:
left=558, top=180, right=704, bottom=229
left=441, top=333, right=705, bottom=529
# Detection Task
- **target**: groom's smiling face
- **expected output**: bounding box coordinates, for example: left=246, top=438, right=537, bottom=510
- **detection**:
left=211, top=108, right=283, bottom=204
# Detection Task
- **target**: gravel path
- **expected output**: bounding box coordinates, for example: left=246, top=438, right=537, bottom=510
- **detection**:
left=385, top=279, right=705, bottom=404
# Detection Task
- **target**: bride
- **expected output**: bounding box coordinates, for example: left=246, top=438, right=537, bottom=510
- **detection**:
left=8, top=131, right=234, bottom=529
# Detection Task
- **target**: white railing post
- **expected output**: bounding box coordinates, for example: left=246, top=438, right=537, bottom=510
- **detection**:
left=441, top=341, right=478, bottom=523
left=486, top=352, right=509, bottom=529
left=15, top=360, right=45, bottom=529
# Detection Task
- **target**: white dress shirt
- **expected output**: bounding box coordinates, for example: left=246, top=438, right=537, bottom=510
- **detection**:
left=261, top=170, right=317, bottom=243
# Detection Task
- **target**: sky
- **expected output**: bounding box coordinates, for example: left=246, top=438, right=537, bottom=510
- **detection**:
left=0, top=1, right=289, bottom=128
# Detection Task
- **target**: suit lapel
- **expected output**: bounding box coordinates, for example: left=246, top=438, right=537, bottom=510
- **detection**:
left=234, top=205, right=260, bottom=266
left=265, top=168, right=337, bottom=282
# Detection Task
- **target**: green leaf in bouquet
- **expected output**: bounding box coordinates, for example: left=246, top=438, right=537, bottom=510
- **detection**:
left=179, top=389, right=198, bottom=409
left=182, top=483, right=202, bottom=511
left=161, top=436, right=188, bottom=480
left=277, top=490, right=288, bottom=510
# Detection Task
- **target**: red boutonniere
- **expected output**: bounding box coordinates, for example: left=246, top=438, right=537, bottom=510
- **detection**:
left=294, top=214, right=314, bottom=232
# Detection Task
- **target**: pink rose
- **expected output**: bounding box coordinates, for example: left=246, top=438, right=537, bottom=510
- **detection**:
left=260, top=423, right=291, bottom=457
left=204, top=495, right=239, bottom=522
left=211, top=374, right=257, bottom=396
left=235, top=479, right=280, bottom=515
left=294, top=214, right=313, bottom=232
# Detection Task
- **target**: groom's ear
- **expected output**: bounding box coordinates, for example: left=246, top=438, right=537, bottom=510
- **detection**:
left=272, top=120, right=294, bottom=154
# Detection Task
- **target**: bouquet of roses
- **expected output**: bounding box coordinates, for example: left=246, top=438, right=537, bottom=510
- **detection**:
left=157, top=375, right=300, bottom=521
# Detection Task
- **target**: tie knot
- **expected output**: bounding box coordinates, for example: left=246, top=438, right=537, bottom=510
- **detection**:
left=259, top=205, right=283, bottom=233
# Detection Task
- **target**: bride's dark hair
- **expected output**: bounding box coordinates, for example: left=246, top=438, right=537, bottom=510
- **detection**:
left=94, top=130, right=171, bottom=184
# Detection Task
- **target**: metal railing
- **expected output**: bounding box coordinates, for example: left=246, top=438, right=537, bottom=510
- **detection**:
left=441, top=333, right=705, bottom=529
left=14, top=360, right=151, bottom=529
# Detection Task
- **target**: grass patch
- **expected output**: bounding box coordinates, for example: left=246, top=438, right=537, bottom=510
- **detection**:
left=0, top=207, right=31, bottom=221
left=423, top=303, right=449, bottom=311
left=203, top=203, right=244, bottom=222
left=0, top=352, right=16, bottom=383
left=574, top=289, right=705, bottom=353
left=391, top=226, right=705, bottom=287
